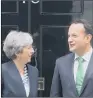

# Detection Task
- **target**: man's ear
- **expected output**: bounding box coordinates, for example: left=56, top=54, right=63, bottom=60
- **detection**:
left=86, top=34, right=92, bottom=43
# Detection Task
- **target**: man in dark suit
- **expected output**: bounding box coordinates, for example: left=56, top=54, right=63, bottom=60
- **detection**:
left=50, top=19, right=93, bottom=97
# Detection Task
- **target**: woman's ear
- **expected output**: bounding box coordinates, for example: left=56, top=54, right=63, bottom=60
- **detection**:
left=15, top=53, right=21, bottom=60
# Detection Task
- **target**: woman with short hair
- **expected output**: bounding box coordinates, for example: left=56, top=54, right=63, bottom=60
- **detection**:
left=2, top=30, right=38, bottom=97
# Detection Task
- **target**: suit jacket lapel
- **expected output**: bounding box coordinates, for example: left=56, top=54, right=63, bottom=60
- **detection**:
left=80, top=52, right=93, bottom=96
left=27, top=65, right=33, bottom=97
left=69, top=53, right=78, bottom=96
left=9, top=61, right=26, bottom=96
left=66, top=53, right=78, bottom=96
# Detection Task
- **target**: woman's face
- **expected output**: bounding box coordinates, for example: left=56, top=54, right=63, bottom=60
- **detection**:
left=17, top=45, right=34, bottom=64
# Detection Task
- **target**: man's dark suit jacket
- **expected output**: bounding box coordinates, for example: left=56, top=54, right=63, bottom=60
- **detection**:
left=50, top=52, right=93, bottom=97
left=2, top=61, right=38, bottom=97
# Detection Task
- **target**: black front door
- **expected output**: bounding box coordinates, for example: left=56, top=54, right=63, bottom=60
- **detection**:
left=1, top=0, right=93, bottom=97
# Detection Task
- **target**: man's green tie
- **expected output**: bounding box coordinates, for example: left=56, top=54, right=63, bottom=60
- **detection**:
left=76, top=57, right=84, bottom=96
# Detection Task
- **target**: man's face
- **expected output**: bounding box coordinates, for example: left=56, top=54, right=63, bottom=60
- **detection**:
left=68, top=23, right=90, bottom=54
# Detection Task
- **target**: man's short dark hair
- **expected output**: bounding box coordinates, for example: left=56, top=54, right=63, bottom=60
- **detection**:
left=71, top=19, right=93, bottom=36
